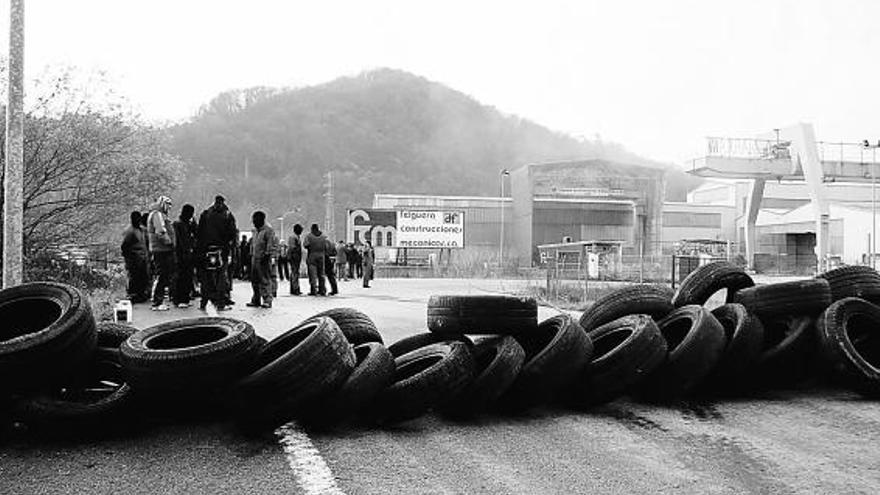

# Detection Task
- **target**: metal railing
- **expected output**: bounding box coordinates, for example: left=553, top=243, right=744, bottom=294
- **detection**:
left=705, top=137, right=789, bottom=160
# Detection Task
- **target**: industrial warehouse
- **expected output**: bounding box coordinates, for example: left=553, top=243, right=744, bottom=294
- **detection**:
left=348, top=124, right=880, bottom=280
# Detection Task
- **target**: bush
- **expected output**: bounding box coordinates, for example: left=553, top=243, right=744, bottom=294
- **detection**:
left=24, top=250, right=126, bottom=321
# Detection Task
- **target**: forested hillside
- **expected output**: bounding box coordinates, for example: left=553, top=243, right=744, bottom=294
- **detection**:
left=170, top=68, right=698, bottom=231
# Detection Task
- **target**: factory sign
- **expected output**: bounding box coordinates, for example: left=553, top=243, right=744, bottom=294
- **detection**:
left=347, top=209, right=465, bottom=249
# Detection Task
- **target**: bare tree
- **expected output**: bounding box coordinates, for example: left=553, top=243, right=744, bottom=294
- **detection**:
left=0, top=64, right=184, bottom=252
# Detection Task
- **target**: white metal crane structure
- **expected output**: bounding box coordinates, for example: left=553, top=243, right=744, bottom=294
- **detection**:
left=688, top=123, right=879, bottom=273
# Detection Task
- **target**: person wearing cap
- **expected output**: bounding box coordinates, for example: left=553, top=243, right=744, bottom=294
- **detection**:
left=147, top=195, right=176, bottom=310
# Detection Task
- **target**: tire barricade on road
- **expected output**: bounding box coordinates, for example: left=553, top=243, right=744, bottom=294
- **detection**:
left=5, top=267, right=880, bottom=438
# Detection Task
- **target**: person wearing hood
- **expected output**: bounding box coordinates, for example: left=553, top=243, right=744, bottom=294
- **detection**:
left=172, top=204, right=198, bottom=308
left=121, top=211, right=149, bottom=303
left=303, top=223, right=327, bottom=296
left=196, top=195, right=237, bottom=311
left=147, top=195, right=176, bottom=311
left=246, top=211, right=278, bottom=308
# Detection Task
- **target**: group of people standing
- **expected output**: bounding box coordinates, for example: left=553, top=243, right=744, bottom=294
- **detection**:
left=121, top=195, right=376, bottom=312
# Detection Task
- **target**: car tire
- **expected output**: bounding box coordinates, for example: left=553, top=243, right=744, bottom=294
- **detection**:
left=579, top=284, right=674, bottom=333
left=572, top=314, right=667, bottom=407
left=372, top=341, right=475, bottom=423
left=499, top=315, right=593, bottom=410
left=637, top=305, right=726, bottom=401
left=672, top=261, right=754, bottom=307
left=0, top=282, right=97, bottom=391
left=441, top=336, right=526, bottom=416
left=387, top=332, right=472, bottom=358
left=733, top=279, right=831, bottom=319
left=9, top=358, right=134, bottom=435
left=95, top=322, right=137, bottom=363
left=309, top=307, right=382, bottom=345
left=704, top=303, right=764, bottom=388
left=816, top=297, right=880, bottom=397
left=232, top=317, right=356, bottom=428
left=817, top=266, right=880, bottom=303
left=120, top=317, right=261, bottom=393
left=427, top=295, right=538, bottom=336
left=301, top=342, right=396, bottom=426
left=752, top=315, right=816, bottom=387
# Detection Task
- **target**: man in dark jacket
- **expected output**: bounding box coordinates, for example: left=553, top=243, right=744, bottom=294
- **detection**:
left=303, top=223, right=327, bottom=296
left=325, top=237, right=339, bottom=296
left=288, top=224, right=304, bottom=295
left=121, top=211, right=149, bottom=303
left=246, top=211, right=278, bottom=308
left=239, top=235, right=251, bottom=280
left=196, top=195, right=237, bottom=311
left=172, top=204, right=198, bottom=308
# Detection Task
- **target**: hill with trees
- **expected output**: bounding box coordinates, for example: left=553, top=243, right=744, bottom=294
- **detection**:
left=170, top=68, right=699, bottom=233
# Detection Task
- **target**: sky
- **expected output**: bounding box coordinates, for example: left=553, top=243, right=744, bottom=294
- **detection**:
left=1, top=0, right=878, bottom=165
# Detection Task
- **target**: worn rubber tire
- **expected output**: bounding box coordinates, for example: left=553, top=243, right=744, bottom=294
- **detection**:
left=704, top=304, right=764, bottom=389
left=9, top=358, right=134, bottom=435
left=95, top=322, right=137, bottom=363
left=637, top=305, right=726, bottom=401
left=816, top=297, right=880, bottom=397
left=0, top=282, right=97, bottom=391
left=672, top=261, right=754, bottom=307
left=733, top=279, right=831, bottom=319
left=388, top=332, right=472, bottom=358
left=427, top=295, right=538, bottom=335
left=233, top=317, right=356, bottom=428
left=752, top=315, right=816, bottom=387
left=302, top=342, right=396, bottom=426
left=579, top=284, right=674, bottom=333
left=441, top=336, right=526, bottom=416
left=120, top=317, right=261, bottom=393
left=309, top=307, right=382, bottom=345
left=572, top=314, right=667, bottom=406
left=372, top=341, right=475, bottom=423
left=500, top=315, right=593, bottom=410
left=817, top=266, right=880, bottom=303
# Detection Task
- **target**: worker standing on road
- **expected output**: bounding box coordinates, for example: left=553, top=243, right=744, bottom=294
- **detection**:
left=277, top=240, right=290, bottom=282
left=147, top=196, right=176, bottom=311
left=172, top=204, right=198, bottom=308
left=362, top=240, right=374, bottom=288
left=196, top=195, right=237, bottom=311
left=121, top=211, right=150, bottom=303
left=247, top=211, right=278, bottom=308
left=336, top=240, right=348, bottom=281
left=304, top=223, right=328, bottom=296
left=288, top=224, right=304, bottom=295
left=325, top=237, right=339, bottom=295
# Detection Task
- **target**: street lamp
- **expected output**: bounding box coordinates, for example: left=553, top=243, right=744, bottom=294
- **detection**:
left=499, top=169, right=510, bottom=267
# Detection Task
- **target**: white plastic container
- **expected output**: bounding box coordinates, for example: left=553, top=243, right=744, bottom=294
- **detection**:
left=114, top=299, right=133, bottom=324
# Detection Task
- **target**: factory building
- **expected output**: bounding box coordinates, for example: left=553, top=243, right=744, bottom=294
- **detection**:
left=365, top=159, right=740, bottom=267
left=689, top=180, right=880, bottom=272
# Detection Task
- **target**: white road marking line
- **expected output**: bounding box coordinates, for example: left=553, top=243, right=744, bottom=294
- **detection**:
left=276, top=422, right=346, bottom=495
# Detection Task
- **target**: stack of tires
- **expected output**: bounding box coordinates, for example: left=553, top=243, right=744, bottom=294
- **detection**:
left=366, top=294, right=594, bottom=422
left=0, top=282, right=132, bottom=436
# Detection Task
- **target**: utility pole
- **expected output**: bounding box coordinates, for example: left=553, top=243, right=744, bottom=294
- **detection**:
left=3, top=0, right=25, bottom=288
left=324, top=171, right=335, bottom=239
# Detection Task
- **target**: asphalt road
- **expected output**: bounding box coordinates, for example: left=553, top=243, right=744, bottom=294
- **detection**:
left=2, top=278, right=880, bottom=494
